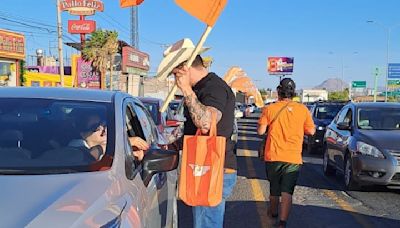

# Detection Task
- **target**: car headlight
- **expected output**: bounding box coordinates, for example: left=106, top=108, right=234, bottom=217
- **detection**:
left=356, top=141, right=385, bottom=159
left=317, top=126, right=325, bottom=130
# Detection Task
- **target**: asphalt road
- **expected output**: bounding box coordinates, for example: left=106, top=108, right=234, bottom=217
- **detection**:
left=177, top=113, right=400, bottom=228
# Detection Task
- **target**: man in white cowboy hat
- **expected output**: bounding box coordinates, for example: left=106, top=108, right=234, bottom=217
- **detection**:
left=157, top=38, right=237, bottom=228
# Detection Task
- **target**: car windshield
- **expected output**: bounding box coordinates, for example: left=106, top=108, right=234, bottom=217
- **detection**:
left=142, top=102, right=159, bottom=125
left=0, top=98, right=114, bottom=174
left=358, top=108, right=400, bottom=130
left=315, top=105, right=343, bottom=120
left=169, top=102, right=180, bottom=111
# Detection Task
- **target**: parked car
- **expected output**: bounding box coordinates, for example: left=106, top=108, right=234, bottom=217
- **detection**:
left=303, top=101, right=346, bottom=154
left=323, top=102, right=400, bottom=190
left=234, top=105, right=244, bottom=118
left=0, top=88, right=178, bottom=227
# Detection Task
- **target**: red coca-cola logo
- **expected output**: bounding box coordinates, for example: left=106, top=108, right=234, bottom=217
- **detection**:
left=68, top=20, right=96, bottom=34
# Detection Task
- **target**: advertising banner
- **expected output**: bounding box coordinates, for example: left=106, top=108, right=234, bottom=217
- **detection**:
left=122, top=46, right=150, bottom=73
left=68, top=20, right=96, bottom=34
left=267, top=57, right=294, bottom=75
left=0, top=29, right=25, bottom=60
left=76, top=57, right=100, bottom=89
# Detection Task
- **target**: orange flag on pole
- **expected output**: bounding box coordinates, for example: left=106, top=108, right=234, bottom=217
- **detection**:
left=175, top=0, right=227, bottom=26
left=120, top=0, right=144, bottom=8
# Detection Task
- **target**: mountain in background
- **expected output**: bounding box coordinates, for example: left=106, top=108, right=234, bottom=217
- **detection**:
left=313, top=78, right=349, bottom=92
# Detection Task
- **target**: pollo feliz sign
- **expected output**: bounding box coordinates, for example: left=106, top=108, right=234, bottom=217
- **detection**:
left=60, top=0, right=104, bottom=15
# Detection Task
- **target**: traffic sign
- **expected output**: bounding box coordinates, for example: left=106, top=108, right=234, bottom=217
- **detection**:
left=352, top=81, right=366, bottom=88
left=388, top=79, right=400, bottom=85
left=388, top=63, right=400, bottom=79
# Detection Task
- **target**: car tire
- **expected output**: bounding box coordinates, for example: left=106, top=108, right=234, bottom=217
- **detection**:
left=323, top=146, right=335, bottom=176
left=344, top=155, right=360, bottom=191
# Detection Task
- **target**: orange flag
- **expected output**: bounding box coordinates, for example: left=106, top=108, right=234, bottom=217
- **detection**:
left=120, top=0, right=144, bottom=8
left=175, top=0, right=227, bottom=26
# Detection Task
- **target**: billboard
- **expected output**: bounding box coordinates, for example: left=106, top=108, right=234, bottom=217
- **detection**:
left=122, top=46, right=150, bottom=73
left=267, top=57, right=294, bottom=75
left=76, top=57, right=100, bottom=89
left=0, top=29, right=25, bottom=60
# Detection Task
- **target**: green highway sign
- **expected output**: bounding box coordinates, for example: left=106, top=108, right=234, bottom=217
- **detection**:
left=388, top=79, right=400, bottom=85
left=352, top=81, right=366, bottom=88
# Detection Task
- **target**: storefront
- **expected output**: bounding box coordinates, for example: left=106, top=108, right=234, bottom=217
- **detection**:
left=121, top=46, right=150, bottom=96
left=0, top=29, right=25, bottom=87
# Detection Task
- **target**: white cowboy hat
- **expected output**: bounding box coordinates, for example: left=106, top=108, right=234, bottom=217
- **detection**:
left=156, top=38, right=210, bottom=81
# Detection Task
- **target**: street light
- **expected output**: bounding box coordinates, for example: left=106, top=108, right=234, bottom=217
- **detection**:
left=367, top=20, right=400, bottom=102
left=328, top=51, right=358, bottom=91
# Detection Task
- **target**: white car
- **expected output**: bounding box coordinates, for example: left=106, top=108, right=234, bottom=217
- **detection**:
left=0, top=88, right=178, bottom=228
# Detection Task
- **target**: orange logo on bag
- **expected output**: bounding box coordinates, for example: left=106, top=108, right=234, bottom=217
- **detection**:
left=189, top=164, right=211, bottom=177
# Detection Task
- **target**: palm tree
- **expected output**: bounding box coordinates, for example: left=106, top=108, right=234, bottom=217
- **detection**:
left=82, top=30, right=118, bottom=90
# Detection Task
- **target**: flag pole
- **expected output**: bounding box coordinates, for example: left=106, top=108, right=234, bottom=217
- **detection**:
left=160, top=25, right=213, bottom=112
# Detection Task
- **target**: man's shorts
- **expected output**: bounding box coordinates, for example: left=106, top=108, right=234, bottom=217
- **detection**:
left=266, top=161, right=301, bottom=196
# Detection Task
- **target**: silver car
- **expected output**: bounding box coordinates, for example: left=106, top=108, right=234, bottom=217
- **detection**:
left=0, top=88, right=178, bottom=227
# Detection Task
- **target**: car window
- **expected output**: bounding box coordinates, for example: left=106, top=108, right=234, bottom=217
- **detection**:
left=133, top=102, right=158, bottom=145
left=358, top=107, right=400, bottom=130
left=336, top=107, right=349, bottom=124
left=0, top=98, right=114, bottom=174
left=315, top=105, right=344, bottom=120
left=142, top=102, right=159, bottom=125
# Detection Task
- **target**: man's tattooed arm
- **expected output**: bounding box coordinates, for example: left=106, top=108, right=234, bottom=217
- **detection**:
left=184, top=92, right=222, bottom=134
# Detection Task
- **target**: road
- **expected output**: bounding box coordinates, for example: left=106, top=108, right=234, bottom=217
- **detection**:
left=177, top=113, right=400, bottom=228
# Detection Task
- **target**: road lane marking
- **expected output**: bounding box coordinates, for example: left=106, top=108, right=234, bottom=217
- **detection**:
left=243, top=149, right=266, bottom=202
left=322, top=189, right=373, bottom=228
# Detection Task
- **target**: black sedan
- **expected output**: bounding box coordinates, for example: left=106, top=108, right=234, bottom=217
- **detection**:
left=323, top=102, right=400, bottom=190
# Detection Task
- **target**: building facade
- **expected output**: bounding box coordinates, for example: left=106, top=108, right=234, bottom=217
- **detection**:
left=0, top=29, right=25, bottom=87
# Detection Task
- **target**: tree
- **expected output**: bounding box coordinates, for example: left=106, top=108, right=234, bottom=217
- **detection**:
left=328, top=88, right=349, bottom=101
left=82, top=30, right=119, bottom=90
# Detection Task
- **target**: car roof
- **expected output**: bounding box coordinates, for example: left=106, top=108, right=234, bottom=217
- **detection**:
left=0, top=87, right=119, bottom=102
left=137, top=96, right=163, bottom=104
left=351, top=102, right=400, bottom=108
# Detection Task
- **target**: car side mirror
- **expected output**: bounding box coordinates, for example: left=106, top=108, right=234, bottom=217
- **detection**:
left=141, top=149, right=179, bottom=187
left=337, top=122, right=351, bottom=131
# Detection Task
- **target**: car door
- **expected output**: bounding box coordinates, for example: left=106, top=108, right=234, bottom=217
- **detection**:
left=329, top=106, right=352, bottom=172
left=122, top=100, right=166, bottom=228
left=131, top=100, right=175, bottom=228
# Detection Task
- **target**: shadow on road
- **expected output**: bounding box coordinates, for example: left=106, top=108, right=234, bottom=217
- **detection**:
left=178, top=200, right=400, bottom=228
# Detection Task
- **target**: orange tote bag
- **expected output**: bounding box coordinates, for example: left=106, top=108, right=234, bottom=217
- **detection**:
left=179, top=113, right=226, bottom=206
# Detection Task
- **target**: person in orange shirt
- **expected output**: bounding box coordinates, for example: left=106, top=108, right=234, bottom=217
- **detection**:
left=257, top=78, right=315, bottom=228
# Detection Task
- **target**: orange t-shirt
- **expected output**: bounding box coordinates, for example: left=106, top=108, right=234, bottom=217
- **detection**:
left=258, top=101, right=315, bottom=164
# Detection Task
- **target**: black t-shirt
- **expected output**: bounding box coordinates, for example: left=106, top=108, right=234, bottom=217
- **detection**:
left=183, top=72, right=237, bottom=170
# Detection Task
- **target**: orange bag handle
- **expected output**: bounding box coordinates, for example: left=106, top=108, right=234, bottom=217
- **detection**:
left=195, top=111, right=218, bottom=136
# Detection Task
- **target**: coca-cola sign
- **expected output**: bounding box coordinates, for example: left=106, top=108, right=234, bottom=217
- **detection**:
left=68, top=20, right=96, bottom=34
left=60, top=0, right=104, bottom=15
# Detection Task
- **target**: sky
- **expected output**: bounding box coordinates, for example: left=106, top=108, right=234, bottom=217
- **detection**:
left=2, top=0, right=400, bottom=90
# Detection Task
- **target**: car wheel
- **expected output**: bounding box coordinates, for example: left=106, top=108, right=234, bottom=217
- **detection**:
left=344, top=155, right=359, bottom=191
left=323, top=146, right=335, bottom=176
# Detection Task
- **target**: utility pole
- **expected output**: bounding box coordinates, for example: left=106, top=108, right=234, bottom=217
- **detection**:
left=56, top=0, right=64, bottom=87
left=130, top=6, right=139, bottom=48
left=373, top=67, right=380, bottom=102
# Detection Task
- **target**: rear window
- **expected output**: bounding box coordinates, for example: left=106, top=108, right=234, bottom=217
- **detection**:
left=0, top=98, right=114, bottom=174
left=315, top=105, right=344, bottom=120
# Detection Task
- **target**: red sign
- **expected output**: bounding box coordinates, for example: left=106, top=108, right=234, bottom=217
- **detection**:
left=0, top=29, right=25, bottom=60
left=122, top=46, right=150, bottom=73
left=68, top=20, right=96, bottom=34
left=61, top=0, right=104, bottom=15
